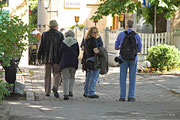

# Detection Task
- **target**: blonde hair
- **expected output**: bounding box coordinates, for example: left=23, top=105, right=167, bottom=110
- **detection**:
left=84, top=27, right=99, bottom=40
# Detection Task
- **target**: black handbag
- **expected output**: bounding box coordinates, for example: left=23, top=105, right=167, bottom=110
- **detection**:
left=85, top=60, right=94, bottom=70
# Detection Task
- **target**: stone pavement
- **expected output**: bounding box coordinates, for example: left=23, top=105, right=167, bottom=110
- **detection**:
left=6, top=64, right=180, bottom=120
left=23, top=65, right=180, bottom=102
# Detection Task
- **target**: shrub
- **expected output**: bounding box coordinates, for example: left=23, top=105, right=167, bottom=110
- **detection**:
left=146, top=44, right=180, bottom=71
left=0, top=80, right=10, bottom=102
left=0, top=4, right=37, bottom=67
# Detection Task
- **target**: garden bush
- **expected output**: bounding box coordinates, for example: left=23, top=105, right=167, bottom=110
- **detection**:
left=146, top=44, right=180, bottom=71
left=0, top=4, right=36, bottom=67
left=0, top=80, right=10, bottom=102
left=0, top=71, right=10, bottom=102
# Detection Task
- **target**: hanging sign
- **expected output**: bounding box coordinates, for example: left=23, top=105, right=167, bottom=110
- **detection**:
left=64, top=0, right=80, bottom=9
left=143, top=0, right=152, bottom=7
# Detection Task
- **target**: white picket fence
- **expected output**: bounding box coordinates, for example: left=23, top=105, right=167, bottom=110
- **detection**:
left=102, top=30, right=175, bottom=55
left=139, top=32, right=175, bottom=54
left=75, top=28, right=175, bottom=63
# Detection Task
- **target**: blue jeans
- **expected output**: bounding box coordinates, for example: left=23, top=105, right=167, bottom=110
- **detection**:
left=120, top=59, right=137, bottom=99
left=84, top=57, right=100, bottom=96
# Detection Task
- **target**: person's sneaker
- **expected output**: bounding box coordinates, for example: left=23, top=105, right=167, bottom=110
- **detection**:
left=83, top=94, right=88, bottom=97
left=45, top=94, right=50, bottom=97
left=69, top=92, right=73, bottom=97
left=88, top=94, right=99, bottom=99
left=128, top=98, right=135, bottom=102
left=64, top=95, right=69, bottom=100
left=52, top=88, right=59, bottom=98
left=119, top=98, right=125, bottom=101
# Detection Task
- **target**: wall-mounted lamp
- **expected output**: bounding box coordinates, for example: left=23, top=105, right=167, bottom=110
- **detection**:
left=93, top=19, right=98, bottom=26
left=119, top=13, right=125, bottom=28
left=44, top=0, right=50, bottom=9
left=74, top=16, right=79, bottom=25
left=74, top=16, right=79, bottom=39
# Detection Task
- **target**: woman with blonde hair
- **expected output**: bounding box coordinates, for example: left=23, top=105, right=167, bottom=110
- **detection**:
left=83, top=26, right=100, bottom=98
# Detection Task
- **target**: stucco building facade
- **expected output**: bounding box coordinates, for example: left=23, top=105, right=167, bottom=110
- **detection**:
left=38, top=0, right=180, bottom=33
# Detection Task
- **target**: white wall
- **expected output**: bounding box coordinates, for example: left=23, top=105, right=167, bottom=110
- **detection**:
left=57, top=0, right=99, bottom=29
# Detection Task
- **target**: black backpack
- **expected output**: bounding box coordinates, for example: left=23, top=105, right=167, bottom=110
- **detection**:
left=120, top=31, right=137, bottom=61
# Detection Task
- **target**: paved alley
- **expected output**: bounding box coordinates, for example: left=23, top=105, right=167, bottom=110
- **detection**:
left=7, top=65, right=180, bottom=120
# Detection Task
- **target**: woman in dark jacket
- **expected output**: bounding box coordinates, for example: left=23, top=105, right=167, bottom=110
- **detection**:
left=83, top=27, right=100, bottom=98
left=59, top=30, right=79, bottom=100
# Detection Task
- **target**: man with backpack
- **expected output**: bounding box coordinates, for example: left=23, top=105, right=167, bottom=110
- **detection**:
left=115, top=20, right=142, bottom=102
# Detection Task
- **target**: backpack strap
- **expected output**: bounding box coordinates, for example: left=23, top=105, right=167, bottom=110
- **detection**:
left=124, top=31, right=136, bottom=36
left=129, top=31, right=136, bottom=36
left=124, top=31, right=128, bottom=36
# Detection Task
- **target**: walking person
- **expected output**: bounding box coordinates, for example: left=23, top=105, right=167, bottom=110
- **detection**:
left=37, top=20, right=64, bottom=98
left=115, top=20, right=142, bottom=102
left=83, top=27, right=100, bottom=98
left=59, top=30, right=79, bottom=100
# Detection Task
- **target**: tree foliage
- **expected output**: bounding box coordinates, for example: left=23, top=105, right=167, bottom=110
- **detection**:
left=91, top=0, right=137, bottom=20
left=0, top=4, right=37, bottom=66
left=92, top=0, right=180, bottom=28
left=29, top=0, right=38, bottom=27
left=139, top=0, right=180, bottom=26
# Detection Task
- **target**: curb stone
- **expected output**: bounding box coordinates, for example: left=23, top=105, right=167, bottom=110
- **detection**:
left=24, top=71, right=34, bottom=101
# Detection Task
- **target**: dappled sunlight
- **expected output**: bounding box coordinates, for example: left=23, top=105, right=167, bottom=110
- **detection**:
left=112, top=83, right=119, bottom=85
left=26, top=103, right=64, bottom=111
left=136, top=82, right=143, bottom=85
left=40, top=107, right=55, bottom=111
left=28, top=105, right=43, bottom=108
left=8, top=102, right=21, bottom=105
left=100, top=82, right=110, bottom=85
left=56, top=117, right=66, bottom=119
left=157, top=80, right=167, bottom=83
left=7, top=101, right=67, bottom=119
left=108, top=67, right=119, bottom=73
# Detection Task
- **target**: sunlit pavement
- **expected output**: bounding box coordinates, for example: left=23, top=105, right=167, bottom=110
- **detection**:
left=7, top=64, right=180, bottom=120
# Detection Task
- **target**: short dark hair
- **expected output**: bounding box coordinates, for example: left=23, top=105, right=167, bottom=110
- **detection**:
left=127, top=20, right=134, bottom=28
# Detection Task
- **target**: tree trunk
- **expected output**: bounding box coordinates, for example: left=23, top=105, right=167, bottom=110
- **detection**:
left=153, top=13, right=167, bottom=33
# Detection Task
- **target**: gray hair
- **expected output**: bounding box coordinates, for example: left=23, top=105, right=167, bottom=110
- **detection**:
left=65, top=30, right=75, bottom=37
left=127, top=20, right=134, bottom=28
left=49, top=20, right=58, bottom=28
